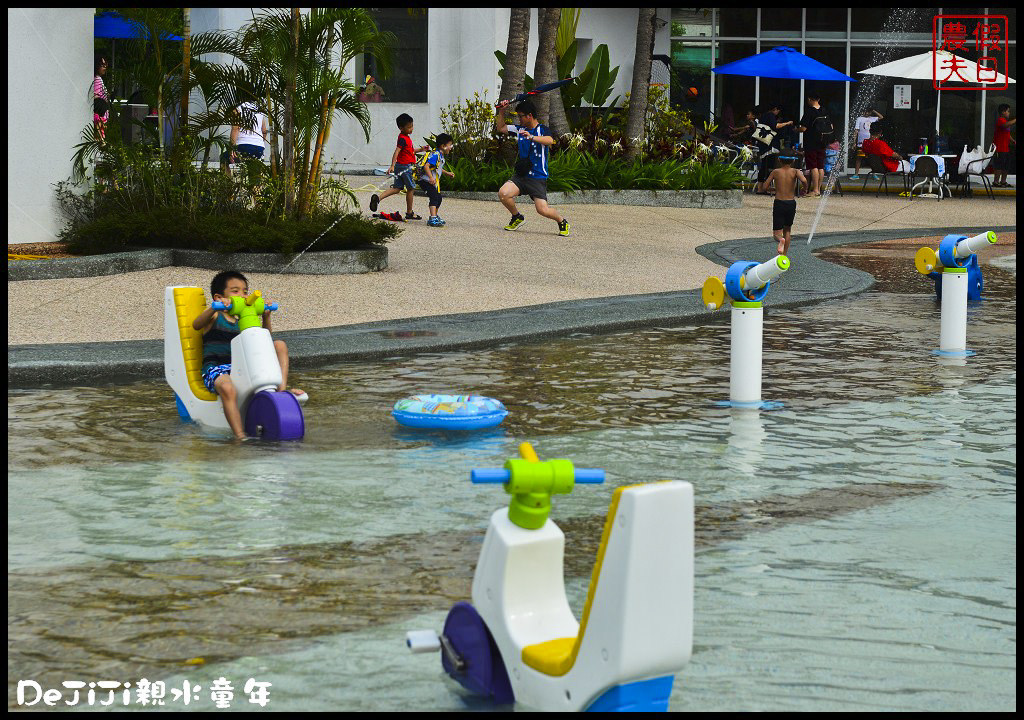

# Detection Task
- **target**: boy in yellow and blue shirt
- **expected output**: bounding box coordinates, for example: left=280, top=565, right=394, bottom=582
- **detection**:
left=416, top=133, right=455, bottom=227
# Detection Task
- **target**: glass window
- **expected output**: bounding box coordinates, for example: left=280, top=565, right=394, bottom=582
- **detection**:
left=851, top=8, right=937, bottom=41
left=356, top=8, right=428, bottom=103
left=806, top=9, right=847, bottom=39
left=983, top=43, right=1016, bottom=175
left=758, top=76, right=802, bottom=144
left=761, top=8, right=802, bottom=39
left=671, top=40, right=712, bottom=123
left=671, top=8, right=713, bottom=39
left=850, top=45, right=938, bottom=155
left=719, top=9, right=756, bottom=38
left=714, top=42, right=757, bottom=137
left=803, top=43, right=849, bottom=135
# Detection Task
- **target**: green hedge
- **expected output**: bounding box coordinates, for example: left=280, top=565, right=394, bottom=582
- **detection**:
left=61, top=209, right=400, bottom=256
left=444, top=151, right=743, bottom=193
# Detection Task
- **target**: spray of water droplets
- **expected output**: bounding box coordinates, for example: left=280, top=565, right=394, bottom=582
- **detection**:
left=807, top=7, right=926, bottom=244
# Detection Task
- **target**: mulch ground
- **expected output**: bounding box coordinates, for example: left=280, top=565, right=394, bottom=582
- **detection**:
left=8, top=242, right=80, bottom=259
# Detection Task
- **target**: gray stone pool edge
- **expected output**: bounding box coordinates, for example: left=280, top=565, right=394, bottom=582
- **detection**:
left=8, top=226, right=1012, bottom=388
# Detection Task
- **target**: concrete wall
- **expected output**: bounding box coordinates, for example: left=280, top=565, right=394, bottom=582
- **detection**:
left=323, top=7, right=505, bottom=169
left=8, top=8, right=94, bottom=245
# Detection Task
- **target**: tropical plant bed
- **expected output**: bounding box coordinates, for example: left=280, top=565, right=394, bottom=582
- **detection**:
left=442, top=188, right=742, bottom=209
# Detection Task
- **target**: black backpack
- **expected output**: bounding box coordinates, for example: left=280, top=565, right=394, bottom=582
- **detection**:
left=812, top=113, right=835, bottom=143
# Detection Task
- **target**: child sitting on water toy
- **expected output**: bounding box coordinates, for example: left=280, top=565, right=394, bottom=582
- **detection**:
left=192, top=271, right=304, bottom=440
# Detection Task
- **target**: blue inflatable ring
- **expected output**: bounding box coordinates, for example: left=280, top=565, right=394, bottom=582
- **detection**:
left=392, top=394, right=508, bottom=430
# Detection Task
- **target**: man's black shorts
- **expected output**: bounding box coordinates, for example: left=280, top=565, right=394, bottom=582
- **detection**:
left=990, top=151, right=1012, bottom=172
left=507, top=175, right=548, bottom=201
left=772, top=199, right=797, bottom=231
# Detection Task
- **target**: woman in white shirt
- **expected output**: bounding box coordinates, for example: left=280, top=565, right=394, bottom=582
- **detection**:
left=229, top=101, right=269, bottom=161
left=851, top=109, right=883, bottom=179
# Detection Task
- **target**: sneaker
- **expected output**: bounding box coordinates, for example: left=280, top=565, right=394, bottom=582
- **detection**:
left=369, top=194, right=380, bottom=212
left=558, top=219, right=570, bottom=237
left=849, top=174, right=861, bottom=180
left=504, top=214, right=525, bottom=231
left=427, top=216, right=445, bottom=227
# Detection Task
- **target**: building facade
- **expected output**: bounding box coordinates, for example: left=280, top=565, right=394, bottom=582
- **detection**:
left=671, top=8, right=1017, bottom=165
left=7, top=8, right=1016, bottom=245
left=8, top=8, right=94, bottom=246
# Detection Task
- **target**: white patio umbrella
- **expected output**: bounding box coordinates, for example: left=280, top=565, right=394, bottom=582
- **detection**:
left=859, top=50, right=1016, bottom=134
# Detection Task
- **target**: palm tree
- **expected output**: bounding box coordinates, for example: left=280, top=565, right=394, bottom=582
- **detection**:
left=213, top=8, right=394, bottom=218
left=623, top=8, right=657, bottom=162
left=498, top=9, right=531, bottom=107
left=534, top=8, right=570, bottom=137
left=180, top=8, right=191, bottom=133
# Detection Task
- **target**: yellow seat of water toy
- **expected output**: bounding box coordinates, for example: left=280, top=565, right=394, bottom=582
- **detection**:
left=521, top=485, right=632, bottom=677
left=521, top=636, right=578, bottom=676
left=173, top=287, right=218, bottom=402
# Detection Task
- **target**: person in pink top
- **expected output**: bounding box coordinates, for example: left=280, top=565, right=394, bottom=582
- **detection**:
left=93, top=53, right=110, bottom=142
left=990, top=104, right=1016, bottom=188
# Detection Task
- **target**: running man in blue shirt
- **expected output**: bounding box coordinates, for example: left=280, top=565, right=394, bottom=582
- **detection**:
left=495, top=99, right=570, bottom=236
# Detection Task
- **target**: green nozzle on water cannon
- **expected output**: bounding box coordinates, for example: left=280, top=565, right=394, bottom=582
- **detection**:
left=212, top=291, right=278, bottom=331
left=470, top=442, right=605, bottom=529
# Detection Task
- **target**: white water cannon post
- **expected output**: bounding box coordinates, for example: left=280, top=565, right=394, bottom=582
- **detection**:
left=914, top=231, right=997, bottom=356
left=702, top=255, right=790, bottom=407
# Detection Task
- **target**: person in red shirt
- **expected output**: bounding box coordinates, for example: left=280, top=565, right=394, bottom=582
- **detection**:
left=860, top=125, right=911, bottom=175
left=991, top=104, right=1016, bottom=188
left=370, top=113, right=429, bottom=220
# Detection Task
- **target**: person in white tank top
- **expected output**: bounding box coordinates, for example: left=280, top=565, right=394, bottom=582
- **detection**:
left=229, top=102, right=269, bottom=161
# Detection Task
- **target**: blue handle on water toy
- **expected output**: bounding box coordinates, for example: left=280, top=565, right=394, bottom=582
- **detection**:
left=211, top=300, right=278, bottom=311
left=471, top=468, right=605, bottom=483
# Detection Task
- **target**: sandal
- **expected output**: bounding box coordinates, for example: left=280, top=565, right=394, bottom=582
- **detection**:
left=405, top=212, right=423, bottom=220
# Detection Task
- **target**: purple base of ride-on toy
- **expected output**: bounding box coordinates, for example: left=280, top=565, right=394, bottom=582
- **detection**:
left=441, top=602, right=514, bottom=705
left=245, top=391, right=305, bottom=441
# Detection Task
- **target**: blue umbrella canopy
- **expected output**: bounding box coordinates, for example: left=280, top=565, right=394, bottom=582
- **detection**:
left=712, top=45, right=856, bottom=82
left=94, top=11, right=183, bottom=41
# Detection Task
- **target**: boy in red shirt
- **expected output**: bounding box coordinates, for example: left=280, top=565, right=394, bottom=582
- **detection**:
left=370, top=113, right=428, bottom=219
left=991, top=104, right=1016, bottom=188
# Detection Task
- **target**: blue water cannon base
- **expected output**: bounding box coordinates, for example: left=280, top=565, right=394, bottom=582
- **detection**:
left=714, top=399, right=785, bottom=410
left=724, top=262, right=769, bottom=303
left=932, top=348, right=977, bottom=358
left=928, top=254, right=983, bottom=301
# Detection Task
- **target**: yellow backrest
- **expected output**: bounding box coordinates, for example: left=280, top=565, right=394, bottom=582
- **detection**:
left=173, top=287, right=218, bottom=402
left=521, top=482, right=643, bottom=677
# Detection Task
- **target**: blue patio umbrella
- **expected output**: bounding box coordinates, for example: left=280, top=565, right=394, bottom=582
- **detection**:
left=712, top=45, right=856, bottom=82
left=94, top=11, right=183, bottom=41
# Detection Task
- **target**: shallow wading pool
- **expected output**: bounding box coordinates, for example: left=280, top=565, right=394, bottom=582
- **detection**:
left=7, top=250, right=1016, bottom=711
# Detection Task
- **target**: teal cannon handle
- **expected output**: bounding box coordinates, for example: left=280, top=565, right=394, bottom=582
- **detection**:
left=471, top=468, right=605, bottom=483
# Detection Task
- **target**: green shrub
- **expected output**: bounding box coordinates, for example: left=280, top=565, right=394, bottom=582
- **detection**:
left=443, top=150, right=740, bottom=193
left=60, top=207, right=399, bottom=256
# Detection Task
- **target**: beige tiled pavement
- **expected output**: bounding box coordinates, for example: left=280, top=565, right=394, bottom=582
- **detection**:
left=7, top=192, right=1016, bottom=346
